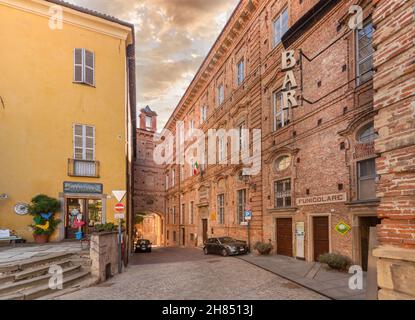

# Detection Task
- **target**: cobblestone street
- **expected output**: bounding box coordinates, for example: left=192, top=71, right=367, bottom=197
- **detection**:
left=57, top=247, right=327, bottom=300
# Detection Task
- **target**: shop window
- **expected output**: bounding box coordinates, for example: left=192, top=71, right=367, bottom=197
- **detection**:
left=275, top=179, right=291, bottom=208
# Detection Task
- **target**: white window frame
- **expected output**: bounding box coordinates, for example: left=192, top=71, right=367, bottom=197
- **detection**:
left=145, top=116, right=152, bottom=129
left=172, top=169, right=175, bottom=187
left=237, top=59, right=245, bottom=86
left=273, top=8, right=289, bottom=48
left=239, top=123, right=247, bottom=151
left=73, top=124, right=95, bottom=161
left=74, top=48, right=95, bottom=86
left=219, top=136, right=226, bottom=162
left=201, top=105, right=208, bottom=123
left=217, top=84, right=225, bottom=106
left=273, top=91, right=290, bottom=130
left=189, top=119, right=195, bottom=134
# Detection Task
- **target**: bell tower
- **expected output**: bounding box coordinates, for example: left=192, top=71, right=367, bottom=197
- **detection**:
left=139, top=105, right=157, bottom=132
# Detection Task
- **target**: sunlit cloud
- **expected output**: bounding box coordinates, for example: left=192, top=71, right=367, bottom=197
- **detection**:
left=68, top=0, right=239, bottom=129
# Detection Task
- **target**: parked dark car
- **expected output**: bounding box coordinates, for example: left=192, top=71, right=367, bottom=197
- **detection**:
left=135, top=239, right=152, bottom=253
left=203, top=237, right=248, bottom=256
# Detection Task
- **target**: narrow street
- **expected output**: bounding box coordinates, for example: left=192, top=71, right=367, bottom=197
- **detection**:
left=56, top=247, right=327, bottom=300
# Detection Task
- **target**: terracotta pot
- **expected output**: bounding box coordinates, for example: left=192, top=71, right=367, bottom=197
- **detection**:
left=33, top=234, right=49, bottom=244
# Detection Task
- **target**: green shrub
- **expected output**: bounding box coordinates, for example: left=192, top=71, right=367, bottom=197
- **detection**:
left=318, top=253, right=352, bottom=271
left=254, top=241, right=273, bottom=255
left=93, top=223, right=117, bottom=233
left=28, top=194, right=61, bottom=236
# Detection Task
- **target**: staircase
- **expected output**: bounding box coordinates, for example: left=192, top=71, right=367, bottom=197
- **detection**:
left=0, top=251, right=98, bottom=300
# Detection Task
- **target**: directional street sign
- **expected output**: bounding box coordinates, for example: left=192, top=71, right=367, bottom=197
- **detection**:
left=244, top=210, right=252, bottom=221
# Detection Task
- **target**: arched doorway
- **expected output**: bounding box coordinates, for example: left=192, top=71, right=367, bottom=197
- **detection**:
left=134, top=211, right=165, bottom=247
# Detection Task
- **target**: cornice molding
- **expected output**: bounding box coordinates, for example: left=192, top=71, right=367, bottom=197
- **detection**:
left=0, top=0, right=132, bottom=42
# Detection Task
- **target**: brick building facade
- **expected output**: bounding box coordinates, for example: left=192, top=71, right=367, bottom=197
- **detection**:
left=134, top=106, right=166, bottom=245
left=372, top=0, right=415, bottom=300
left=155, top=0, right=413, bottom=287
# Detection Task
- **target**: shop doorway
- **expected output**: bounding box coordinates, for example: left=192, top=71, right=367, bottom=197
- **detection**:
left=313, top=216, right=329, bottom=261
left=276, top=218, right=293, bottom=257
left=360, top=216, right=381, bottom=271
left=66, top=198, right=103, bottom=239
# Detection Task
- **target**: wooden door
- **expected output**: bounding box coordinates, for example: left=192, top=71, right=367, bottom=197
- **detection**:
left=276, top=218, right=293, bottom=257
left=202, top=219, right=208, bottom=244
left=313, top=216, right=329, bottom=261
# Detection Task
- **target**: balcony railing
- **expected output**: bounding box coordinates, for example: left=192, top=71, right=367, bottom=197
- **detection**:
left=68, top=159, right=100, bottom=178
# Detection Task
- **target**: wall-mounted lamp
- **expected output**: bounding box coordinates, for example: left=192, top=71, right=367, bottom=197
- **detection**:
left=0, top=194, right=9, bottom=200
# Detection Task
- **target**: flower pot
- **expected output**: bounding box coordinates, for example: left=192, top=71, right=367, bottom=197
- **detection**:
left=33, top=234, right=49, bottom=244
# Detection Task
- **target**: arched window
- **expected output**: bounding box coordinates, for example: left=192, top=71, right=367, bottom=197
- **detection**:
left=275, top=155, right=291, bottom=172
left=357, top=122, right=378, bottom=143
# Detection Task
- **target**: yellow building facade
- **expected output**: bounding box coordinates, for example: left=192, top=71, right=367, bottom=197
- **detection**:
left=0, top=0, right=136, bottom=242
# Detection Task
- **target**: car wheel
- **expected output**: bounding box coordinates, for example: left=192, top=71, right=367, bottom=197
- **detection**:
left=221, top=248, right=228, bottom=257
left=203, top=247, right=209, bottom=255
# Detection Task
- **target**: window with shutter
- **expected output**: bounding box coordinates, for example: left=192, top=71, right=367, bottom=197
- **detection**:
left=73, top=124, right=95, bottom=160
left=74, top=48, right=95, bottom=86
left=84, top=50, right=95, bottom=86
left=74, top=49, right=83, bottom=83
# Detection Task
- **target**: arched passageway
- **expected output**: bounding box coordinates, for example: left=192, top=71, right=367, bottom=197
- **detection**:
left=134, top=211, right=165, bottom=247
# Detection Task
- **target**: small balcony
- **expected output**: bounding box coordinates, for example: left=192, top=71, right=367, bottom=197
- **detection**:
left=68, top=159, right=100, bottom=178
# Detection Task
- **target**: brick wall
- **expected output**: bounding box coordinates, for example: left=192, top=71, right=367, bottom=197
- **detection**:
left=372, top=0, right=415, bottom=300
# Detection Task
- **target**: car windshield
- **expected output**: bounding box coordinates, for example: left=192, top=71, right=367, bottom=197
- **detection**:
left=218, top=237, right=236, bottom=244
left=139, top=240, right=149, bottom=245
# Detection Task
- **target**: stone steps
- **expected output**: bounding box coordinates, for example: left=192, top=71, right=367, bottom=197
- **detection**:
left=2, top=269, right=92, bottom=300
left=0, top=252, right=74, bottom=274
left=0, top=252, right=94, bottom=300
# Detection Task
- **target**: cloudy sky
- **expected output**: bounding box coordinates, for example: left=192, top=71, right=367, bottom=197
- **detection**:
left=69, top=0, right=239, bottom=129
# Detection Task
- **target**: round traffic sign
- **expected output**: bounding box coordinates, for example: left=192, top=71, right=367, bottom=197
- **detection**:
left=115, top=203, right=125, bottom=213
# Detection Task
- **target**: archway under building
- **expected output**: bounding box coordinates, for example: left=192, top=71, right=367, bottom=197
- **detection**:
left=134, top=211, right=165, bottom=247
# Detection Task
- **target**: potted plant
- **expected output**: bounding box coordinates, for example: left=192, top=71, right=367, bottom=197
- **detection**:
left=28, top=194, right=61, bottom=244
left=253, top=241, right=274, bottom=255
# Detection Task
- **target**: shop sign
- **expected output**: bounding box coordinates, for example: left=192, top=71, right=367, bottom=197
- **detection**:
left=295, top=222, right=305, bottom=259
left=335, top=221, right=351, bottom=236
left=64, top=182, right=103, bottom=194
left=297, top=193, right=347, bottom=206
